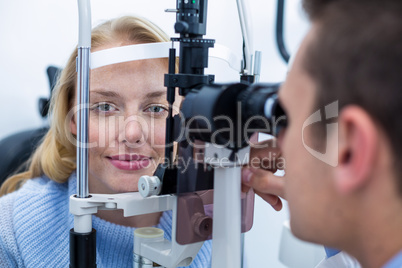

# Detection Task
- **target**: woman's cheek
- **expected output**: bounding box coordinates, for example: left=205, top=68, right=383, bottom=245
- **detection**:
left=148, top=119, right=166, bottom=152
left=89, top=115, right=111, bottom=148
left=88, top=116, right=100, bottom=145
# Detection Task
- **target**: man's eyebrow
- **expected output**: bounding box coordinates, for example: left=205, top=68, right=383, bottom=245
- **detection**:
left=91, top=90, right=122, bottom=98
left=145, top=90, right=166, bottom=99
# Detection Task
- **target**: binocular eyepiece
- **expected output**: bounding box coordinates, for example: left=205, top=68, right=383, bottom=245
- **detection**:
left=180, top=82, right=287, bottom=149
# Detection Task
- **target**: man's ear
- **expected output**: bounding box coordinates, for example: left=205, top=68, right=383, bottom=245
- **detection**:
left=335, top=106, right=378, bottom=194
left=70, top=114, right=77, bottom=136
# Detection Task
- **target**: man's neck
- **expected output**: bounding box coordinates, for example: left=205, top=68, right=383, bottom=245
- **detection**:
left=345, top=196, right=402, bottom=268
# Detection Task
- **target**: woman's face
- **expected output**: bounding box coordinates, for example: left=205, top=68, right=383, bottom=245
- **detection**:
left=72, top=47, right=172, bottom=194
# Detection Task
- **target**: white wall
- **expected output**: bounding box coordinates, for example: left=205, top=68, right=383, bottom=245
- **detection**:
left=0, top=0, right=311, bottom=267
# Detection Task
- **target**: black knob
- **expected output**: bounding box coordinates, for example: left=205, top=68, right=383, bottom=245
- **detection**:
left=175, top=21, right=189, bottom=34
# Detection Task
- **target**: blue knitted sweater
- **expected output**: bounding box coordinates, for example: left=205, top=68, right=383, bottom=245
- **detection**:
left=0, top=173, right=212, bottom=267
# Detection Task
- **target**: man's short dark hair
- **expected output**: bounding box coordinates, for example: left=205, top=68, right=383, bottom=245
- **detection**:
left=302, top=0, right=402, bottom=194
left=302, top=0, right=335, bottom=20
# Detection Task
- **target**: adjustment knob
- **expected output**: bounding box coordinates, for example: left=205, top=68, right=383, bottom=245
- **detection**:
left=175, top=21, right=189, bottom=34
left=138, top=176, right=162, bottom=197
left=192, top=213, right=212, bottom=238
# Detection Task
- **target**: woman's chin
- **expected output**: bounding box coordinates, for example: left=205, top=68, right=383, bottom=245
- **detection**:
left=114, top=179, right=140, bottom=193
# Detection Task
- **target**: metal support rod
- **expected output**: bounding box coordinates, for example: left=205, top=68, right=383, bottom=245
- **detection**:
left=236, top=0, right=254, bottom=73
left=76, top=47, right=90, bottom=199
left=212, top=167, right=242, bottom=268
left=70, top=2, right=95, bottom=267
left=165, top=48, right=176, bottom=167
left=76, top=0, right=91, bottom=199
left=253, top=51, right=262, bottom=82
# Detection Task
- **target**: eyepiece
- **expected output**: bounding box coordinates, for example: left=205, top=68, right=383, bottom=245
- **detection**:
left=180, top=82, right=287, bottom=148
left=240, top=83, right=287, bottom=137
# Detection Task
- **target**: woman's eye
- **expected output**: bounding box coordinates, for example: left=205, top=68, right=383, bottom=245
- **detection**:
left=93, top=103, right=116, bottom=112
left=149, top=106, right=163, bottom=113
left=146, top=105, right=167, bottom=115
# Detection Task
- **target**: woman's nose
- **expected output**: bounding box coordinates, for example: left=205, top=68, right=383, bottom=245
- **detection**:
left=118, top=115, right=146, bottom=147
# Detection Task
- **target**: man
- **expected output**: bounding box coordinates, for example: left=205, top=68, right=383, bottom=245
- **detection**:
left=242, top=1, right=402, bottom=267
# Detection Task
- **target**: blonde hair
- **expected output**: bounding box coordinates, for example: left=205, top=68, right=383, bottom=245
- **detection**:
left=0, top=16, right=170, bottom=196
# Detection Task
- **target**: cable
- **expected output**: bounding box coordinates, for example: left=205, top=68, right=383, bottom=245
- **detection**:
left=276, top=0, right=290, bottom=63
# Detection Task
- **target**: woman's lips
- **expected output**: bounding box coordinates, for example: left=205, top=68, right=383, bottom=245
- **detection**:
left=107, top=154, right=152, bottom=171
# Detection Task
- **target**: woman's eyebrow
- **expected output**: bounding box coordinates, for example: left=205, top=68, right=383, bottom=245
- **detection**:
left=145, top=90, right=166, bottom=99
left=90, top=90, right=166, bottom=100
left=91, top=90, right=122, bottom=99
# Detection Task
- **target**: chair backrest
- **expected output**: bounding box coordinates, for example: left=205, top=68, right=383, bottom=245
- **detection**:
left=0, top=66, right=62, bottom=187
left=0, top=127, right=49, bottom=185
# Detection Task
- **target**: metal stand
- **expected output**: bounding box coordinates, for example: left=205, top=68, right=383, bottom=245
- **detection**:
left=71, top=0, right=260, bottom=266
left=203, top=145, right=250, bottom=268
left=71, top=1, right=94, bottom=267
left=69, top=192, right=203, bottom=268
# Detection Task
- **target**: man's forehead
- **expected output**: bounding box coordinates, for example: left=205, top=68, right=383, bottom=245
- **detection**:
left=290, top=24, right=318, bottom=72
left=279, top=25, right=318, bottom=106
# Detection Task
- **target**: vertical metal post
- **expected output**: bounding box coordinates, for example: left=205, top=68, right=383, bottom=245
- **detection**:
left=212, top=167, right=242, bottom=268
left=253, top=51, right=262, bottom=83
left=76, top=47, right=90, bottom=198
left=70, top=1, right=96, bottom=267
left=236, top=0, right=254, bottom=73
left=76, top=0, right=91, bottom=198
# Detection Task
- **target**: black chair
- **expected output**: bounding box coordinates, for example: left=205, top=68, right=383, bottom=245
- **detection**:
left=0, top=66, right=62, bottom=186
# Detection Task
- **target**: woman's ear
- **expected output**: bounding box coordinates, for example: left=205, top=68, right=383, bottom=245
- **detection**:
left=335, top=106, right=378, bottom=194
left=70, top=115, right=77, bottom=136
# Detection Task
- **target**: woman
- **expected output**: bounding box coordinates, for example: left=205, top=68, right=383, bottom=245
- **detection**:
left=0, top=16, right=211, bottom=267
